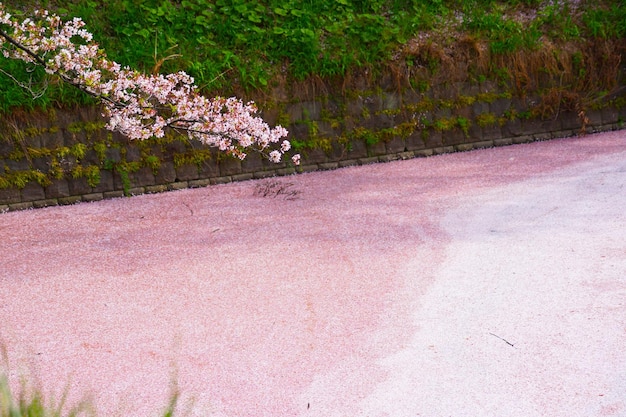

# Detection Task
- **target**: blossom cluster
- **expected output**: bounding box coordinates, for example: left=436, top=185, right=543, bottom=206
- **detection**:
left=0, top=3, right=299, bottom=164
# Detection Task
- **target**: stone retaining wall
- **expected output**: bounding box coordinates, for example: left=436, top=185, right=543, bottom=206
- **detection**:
left=1, top=81, right=625, bottom=212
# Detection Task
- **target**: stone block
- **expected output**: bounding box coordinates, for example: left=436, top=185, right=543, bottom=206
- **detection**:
left=127, top=167, right=155, bottom=187
left=40, top=130, right=64, bottom=148
left=423, top=130, right=443, bottom=149
left=432, top=146, right=455, bottom=155
left=144, top=185, right=168, bottom=194
left=383, top=93, right=400, bottom=110
left=4, top=159, right=30, bottom=171
left=103, top=190, right=125, bottom=199
left=521, top=118, right=560, bottom=136
left=363, top=113, right=394, bottom=130
left=0, top=188, right=20, bottom=204
left=33, top=199, right=58, bottom=209
left=472, top=101, right=490, bottom=116
left=251, top=171, right=276, bottom=181
left=501, top=119, right=523, bottom=137
left=176, top=163, right=199, bottom=181
left=258, top=107, right=280, bottom=126
left=92, top=169, right=115, bottom=192
left=338, top=159, right=359, bottom=168
left=276, top=167, right=296, bottom=176
left=442, top=129, right=466, bottom=146
left=473, top=140, right=494, bottom=149
left=559, top=111, right=581, bottom=130
left=346, top=98, right=365, bottom=118
left=482, top=125, right=502, bottom=141
left=533, top=132, right=553, bottom=141
left=23, top=133, right=41, bottom=148
left=405, top=131, right=426, bottom=151
left=414, top=149, right=434, bottom=157
left=363, top=95, right=383, bottom=114
left=585, top=109, right=603, bottom=127
left=31, top=157, right=50, bottom=172
left=211, top=177, right=231, bottom=185
left=379, top=154, right=403, bottom=162
left=347, top=139, right=368, bottom=159
left=467, top=124, right=483, bottom=141
left=165, top=139, right=188, bottom=154
left=317, top=121, right=337, bottom=138
left=489, top=98, right=513, bottom=116
left=21, top=183, right=45, bottom=201
left=297, top=164, right=320, bottom=173
left=397, top=151, right=416, bottom=160
left=127, top=187, right=145, bottom=196
left=326, top=141, right=347, bottom=162
left=0, top=138, right=14, bottom=156
left=494, top=138, right=513, bottom=147
left=45, top=179, right=70, bottom=199
left=318, top=162, right=339, bottom=170
left=125, top=145, right=142, bottom=162
left=9, top=202, right=33, bottom=211
left=455, top=144, right=474, bottom=152
left=618, top=106, right=626, bottom=124
left=302, top=149, right=328, bottom=165
left=155, top=161, right=177, bottom=184
left=68, top=177, right=92, bottom=195
left=231, top=173, right=254, bottom=181
left=241, top=152, right=264, bottom=173
left=301, top=101, right=321, bottom=120
left=602, top=107, right=620, bottom=125
left=366, top=140, right=387, bottom=157
left=106, top=147, right=122, bottom=163
left=82, top=192, right=104, bottom=202
left=385, top=136, right=406, bottom=153
left=58, top=196, right=82, bottom=205
left=198, top=159, right=219, bottom=178
left=512, top=135, right=534, bottom=144
left=78, top=147, right=98, bottom=164
left=186, top=178, right=211, bottom=188
left=358, top=156, right=379, bottom=165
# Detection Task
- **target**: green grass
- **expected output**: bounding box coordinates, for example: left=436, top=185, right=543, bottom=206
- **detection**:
left=0, top=373, right=182, bottom=417
left=1, top=0, right=626, bottom=113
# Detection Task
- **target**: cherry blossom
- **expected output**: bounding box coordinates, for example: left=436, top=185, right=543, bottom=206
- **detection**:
left=0, top=3, right=300, bottom=164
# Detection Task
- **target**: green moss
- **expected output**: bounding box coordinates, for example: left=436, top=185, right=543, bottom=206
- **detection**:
left=433, top=117, right=456, bottom=131
left=173, top=149, right=213, bottom=168
left=406, top=98, right=435, bottom=113
left=84, top=165, right=101, bottom=187
left=26, top=147, right=51, bottom=158
left=457, top=117, right=471, bottom=136
left=144, top=154, right=161, bottom=174
left=456, top=95, right=476, bottom=107
left=475, top=91, right=511, bottom=103
left=476, top=112, right=498, bottom=127
left=70, top=143, right=88, bottom=159
left=93, top=141, right=107, bottom=160
left=0, top=169, right=51, bottom=189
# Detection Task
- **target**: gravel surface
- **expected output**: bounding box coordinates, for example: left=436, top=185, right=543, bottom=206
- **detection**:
left=1, top=132, right=625, bottom=417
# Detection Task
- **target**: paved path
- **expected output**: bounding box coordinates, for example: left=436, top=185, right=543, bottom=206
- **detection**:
left=1, top=132, right=625, bottom=417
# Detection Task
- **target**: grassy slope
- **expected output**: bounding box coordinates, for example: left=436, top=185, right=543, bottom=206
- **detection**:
left=0, top=0, right=625, bottom=112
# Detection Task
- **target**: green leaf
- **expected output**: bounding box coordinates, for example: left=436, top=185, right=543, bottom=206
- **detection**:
left=273, top=7, right=287, bottom=16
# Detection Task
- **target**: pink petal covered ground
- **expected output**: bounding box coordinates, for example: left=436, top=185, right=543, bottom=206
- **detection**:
left=1, top=132, right=625, bottom=417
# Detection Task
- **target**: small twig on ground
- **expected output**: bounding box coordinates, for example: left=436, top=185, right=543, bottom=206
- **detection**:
left=182, top=201, right=194, bottom=215
left=488, top=332, right=516, bottom=348
left=254, top=180, right=302, bottom=200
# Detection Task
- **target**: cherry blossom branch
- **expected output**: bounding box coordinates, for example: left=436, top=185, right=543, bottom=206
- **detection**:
left=0, top=3, right=299, bottom=165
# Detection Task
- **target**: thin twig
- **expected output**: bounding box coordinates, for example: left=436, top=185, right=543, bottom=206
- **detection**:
left=488, top=332, right=516, bottom=348
left=0, top=68, right=48, bottom=99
